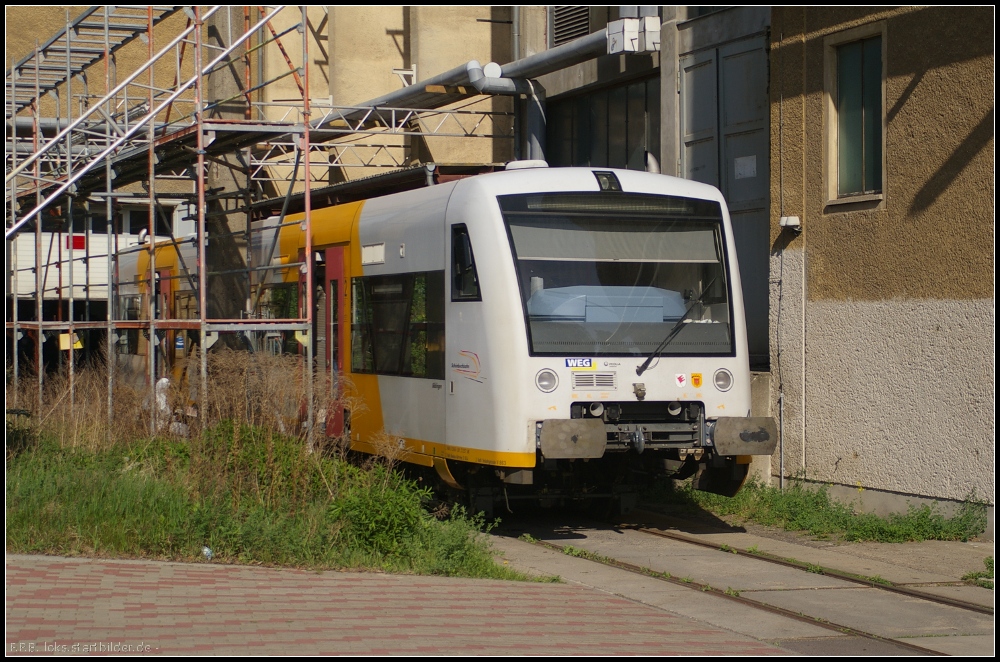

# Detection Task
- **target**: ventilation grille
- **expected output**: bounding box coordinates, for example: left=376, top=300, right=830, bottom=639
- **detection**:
left=572, top=372, right=617, bottom=390
left=551, top=6, right=590, bottom=47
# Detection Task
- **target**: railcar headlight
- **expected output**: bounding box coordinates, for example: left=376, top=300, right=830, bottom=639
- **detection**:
left=713, top=368, right=734, bottom=392
left=535, top=369, right=559, bottom=393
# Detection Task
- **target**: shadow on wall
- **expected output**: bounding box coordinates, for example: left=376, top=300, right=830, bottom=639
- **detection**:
left=771, top=6, right=994, bottom=97
left=909, top=109, right=994, bottom=215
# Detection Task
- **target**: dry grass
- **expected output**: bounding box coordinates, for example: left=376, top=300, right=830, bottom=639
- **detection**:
left=6, top=358, right=145, bottom=451
left=5, top=344, right=360, bottom=453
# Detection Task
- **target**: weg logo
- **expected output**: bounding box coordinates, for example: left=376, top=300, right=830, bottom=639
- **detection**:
left=565, top=358, right=594, bottom=369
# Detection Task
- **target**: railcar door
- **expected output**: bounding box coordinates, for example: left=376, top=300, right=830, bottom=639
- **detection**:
left=444, top=222, right=500, bottom=464
left=156, top=268, right=172, bottom=379
left=324, top=245, right=347, bottom=437
left=299, top=246, right=349, bottom=438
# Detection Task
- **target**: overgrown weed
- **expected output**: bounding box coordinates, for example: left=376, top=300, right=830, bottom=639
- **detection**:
left=644, top=477, right=987, bottom=543
left=962, top=556, right=994, bottom=590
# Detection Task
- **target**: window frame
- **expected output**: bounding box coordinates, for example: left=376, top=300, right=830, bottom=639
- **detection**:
left=824, top=22, right=887, bottom=208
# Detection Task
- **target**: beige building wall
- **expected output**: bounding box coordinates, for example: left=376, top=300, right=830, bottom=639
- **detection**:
left=328, top=6, right=408, bottom=105
left=324, top=6, right=514, bottom=182
left=260, top=6, right=329, bottom=110
left=324, top=6, right=409, bottom=179
left=7, top=7, right=195, bottom=130
left=6, top=6, right=87, bottom=69
left=768, top=7, right=994, bottom=512
left=410, top=6, right=512, bottom=166
left=256, top=7, right=330, bottom=194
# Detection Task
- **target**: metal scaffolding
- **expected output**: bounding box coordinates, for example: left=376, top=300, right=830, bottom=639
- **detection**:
left=5, top=6, right=515, bottom=440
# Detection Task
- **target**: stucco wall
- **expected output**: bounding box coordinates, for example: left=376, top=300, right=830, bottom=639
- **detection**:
left=769, top=7, right=994, bottom=507
left=410, top=6, right=513, bottom=166
left=7, top=7, right=196, bottom=124
left=806, top=298, right=994, bottom=500
left=5, top=6, right=88, bottom=70
left=324, top=6, right=513, bottom=179
left=328, top=6, right=408, bottom=106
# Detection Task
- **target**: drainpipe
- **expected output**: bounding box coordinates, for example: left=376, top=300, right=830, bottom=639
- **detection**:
left=779, top=391, right=785, bottom=490
left=512, top=7, right=520, bottom=61
left=512, top=7, right=522, bottom=159
left=524, top=80, right=545, bottom=161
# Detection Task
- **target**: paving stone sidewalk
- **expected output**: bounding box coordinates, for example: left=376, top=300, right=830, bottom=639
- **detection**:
left=6, top=555, right=788, bottom=656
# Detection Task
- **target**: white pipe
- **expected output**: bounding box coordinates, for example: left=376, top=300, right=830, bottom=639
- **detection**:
left=315, top=28, right=607, bottom=129
left=501, top=28, right=607, bottom=79
left=779, top=391, right=784, bottom=490
left=466, top=60, right=530, bottom=95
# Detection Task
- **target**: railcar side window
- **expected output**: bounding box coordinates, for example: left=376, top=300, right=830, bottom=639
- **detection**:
left=451, top=224, right=481, bottom=301
left=351, top=271, right=445, bottom=379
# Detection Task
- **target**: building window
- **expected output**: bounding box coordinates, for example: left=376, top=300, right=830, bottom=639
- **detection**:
left=837, top=36, right=882, bottom=196
left=825, top=24, right=885, bottom=204
left=546, top=75, right=660, bottom=171
left=124, top=207, right=175, bottom=236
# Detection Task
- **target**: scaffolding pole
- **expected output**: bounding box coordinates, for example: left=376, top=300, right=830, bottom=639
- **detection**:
left=5, top=5, right=517, bottom=448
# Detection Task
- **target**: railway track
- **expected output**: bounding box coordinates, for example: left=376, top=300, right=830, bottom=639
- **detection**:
left=622, top=519, right=993, bottom=616
left=498, top=510, right=993, bottom=656
left=521, top=534, right=952, bottom=656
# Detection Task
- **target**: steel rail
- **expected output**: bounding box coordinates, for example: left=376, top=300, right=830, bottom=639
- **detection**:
left=523, top=536, right=950, bottom=657
left=625, top=518, right=994, bottom=616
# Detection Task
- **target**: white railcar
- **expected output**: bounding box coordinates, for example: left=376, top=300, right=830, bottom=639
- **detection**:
left=257, top=165, right=777, bottom=512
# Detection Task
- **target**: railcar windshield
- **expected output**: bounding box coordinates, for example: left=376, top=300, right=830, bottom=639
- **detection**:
left=498, top=192, right=734, bottom=357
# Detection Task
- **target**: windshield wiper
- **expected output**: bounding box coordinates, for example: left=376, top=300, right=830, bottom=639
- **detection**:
left=635, top=276, right=718, bottom=376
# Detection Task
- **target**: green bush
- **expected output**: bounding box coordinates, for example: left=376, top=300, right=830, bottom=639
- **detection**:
left=330, top=463, right=431, bottom=558
left=5, top=410, right=36, bottom=460
left=962, top=556, right=994, bottom=590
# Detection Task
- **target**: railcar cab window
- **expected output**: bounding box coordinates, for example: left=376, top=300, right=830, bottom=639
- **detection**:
left=451, top=224, right=481, bottom=301
left=498, top=193, right=733, bottom=357
left=351, top=271, right=445, bottom=378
